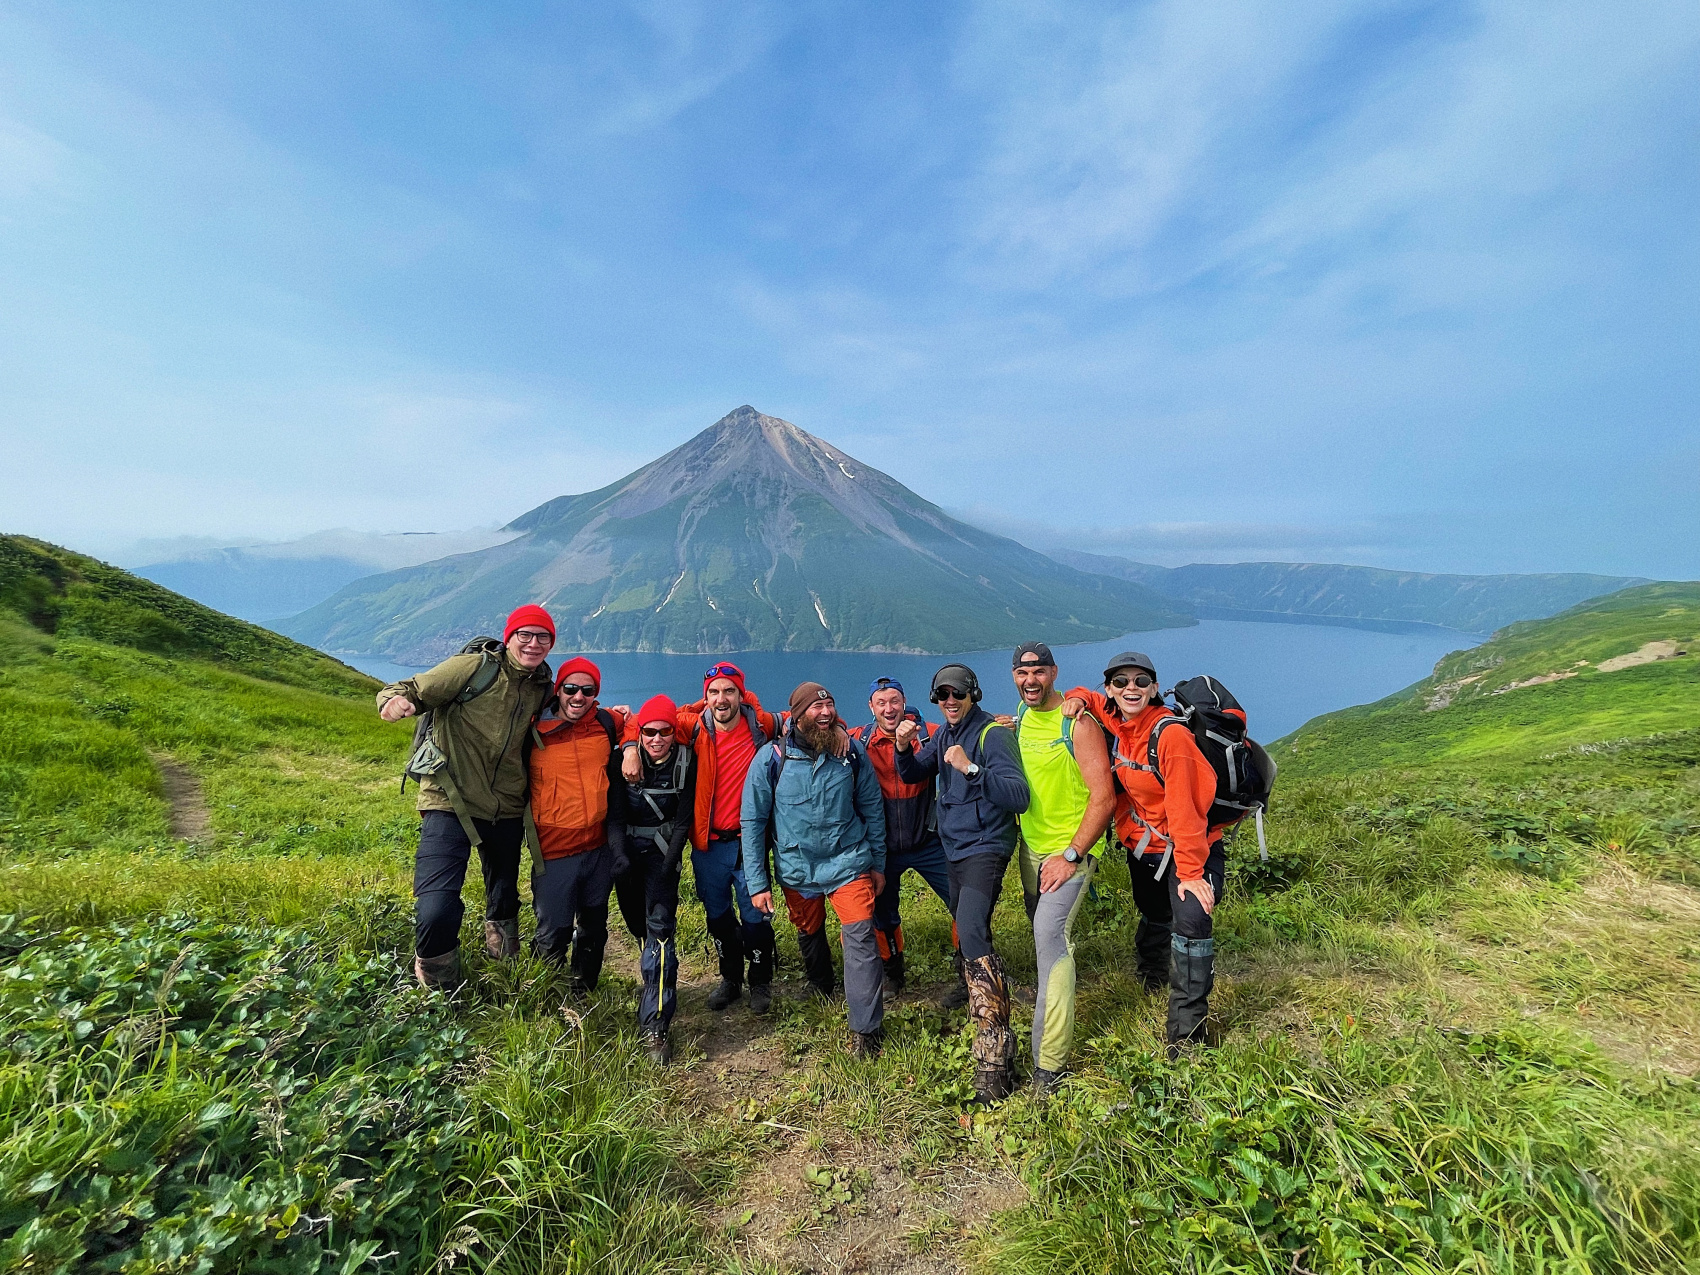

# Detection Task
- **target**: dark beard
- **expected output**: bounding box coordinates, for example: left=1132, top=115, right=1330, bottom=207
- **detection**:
left=796, top=716, right=836, bottom=752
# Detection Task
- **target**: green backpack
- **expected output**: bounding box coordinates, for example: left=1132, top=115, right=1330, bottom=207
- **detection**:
left=401, top=637, right=506, bottom=846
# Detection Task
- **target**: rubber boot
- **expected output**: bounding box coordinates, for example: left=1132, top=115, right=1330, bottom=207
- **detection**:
left=414, top=947, right=463, bottom=993
left=797, top=927, right=836, bottom=997
left=1166, top=934, right=1215, bottom=1058
left=1134, top=916, right=1169, bottom=992
left=939, top=947, right=969, bottom=1011
left=747, top=925, right=776, bottom=1015
left=569, top=904, right=609, bottom=996
left=881, top=948, right=906, bottom=1001
left=484, top=918, right=520, bottom=961
left=706, top=911, right=743, bottom=1010
left=965, top=954, right=1019, bottom=1103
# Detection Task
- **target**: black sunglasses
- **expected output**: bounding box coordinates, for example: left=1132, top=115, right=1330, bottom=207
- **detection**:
left=931, top=687, right=969, bottom=702
left=1109, top=673, right=1155, bottom=690
left=559, top=683, right=597, bottom=698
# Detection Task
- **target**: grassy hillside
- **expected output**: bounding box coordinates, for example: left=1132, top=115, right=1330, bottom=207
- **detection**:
left=0, top=535, right=375, bottom=697
left=4, top=548, right=1699, bottom=1273
left=1276, top=581, right=1700, bottom=774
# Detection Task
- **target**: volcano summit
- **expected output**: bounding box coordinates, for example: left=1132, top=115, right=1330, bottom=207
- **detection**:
left=282, top=406, right=1187, bottom=660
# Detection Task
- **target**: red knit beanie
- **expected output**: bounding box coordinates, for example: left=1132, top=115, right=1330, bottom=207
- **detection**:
left=504, top=604, right=555, bottom=644
left=554, top=656, right=601, bottom=693
left=636, top=694, right=677, bottom=730
left=703, top=660, right=746, bottom=696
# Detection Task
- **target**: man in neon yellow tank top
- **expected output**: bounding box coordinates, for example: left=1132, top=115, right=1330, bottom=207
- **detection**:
left=1009, top=641, right=1116, bottom=1094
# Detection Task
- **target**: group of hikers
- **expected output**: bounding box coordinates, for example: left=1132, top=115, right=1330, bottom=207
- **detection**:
left=377, top=605, right=1257, bottom=1103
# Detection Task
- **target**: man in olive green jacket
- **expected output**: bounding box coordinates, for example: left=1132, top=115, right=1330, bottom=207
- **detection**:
left=377, top=604, right=556, bottom=989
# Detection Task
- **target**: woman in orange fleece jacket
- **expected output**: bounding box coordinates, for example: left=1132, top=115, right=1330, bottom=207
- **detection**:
left=1065, top=650, right=1226, bottom=1056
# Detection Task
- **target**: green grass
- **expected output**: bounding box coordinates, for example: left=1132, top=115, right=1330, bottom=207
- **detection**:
left=2, top=546, right=1699, bottom=1272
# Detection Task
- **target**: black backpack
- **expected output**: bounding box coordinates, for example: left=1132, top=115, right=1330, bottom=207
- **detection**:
left=1114, top=675, right=1277, bottom=863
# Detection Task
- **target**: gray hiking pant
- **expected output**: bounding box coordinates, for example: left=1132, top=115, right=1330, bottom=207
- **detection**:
left=1020, top=842, right=1096, bottom=1072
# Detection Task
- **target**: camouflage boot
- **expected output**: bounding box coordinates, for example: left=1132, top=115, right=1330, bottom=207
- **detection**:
left=965, top=954, right=1019, bottom=1103
left=414, top=947, right=464, bottom=993
left=484, top=918, right=520, bottom=960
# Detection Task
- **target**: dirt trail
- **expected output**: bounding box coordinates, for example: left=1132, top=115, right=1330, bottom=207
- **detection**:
left=602, top=927, right=1026, bottom=1273
left=152, top=754, right=212, bottom=841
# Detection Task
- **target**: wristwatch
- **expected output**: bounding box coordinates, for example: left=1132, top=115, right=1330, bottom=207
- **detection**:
left=965, top=762, right=981, bottom=778
left=1063, top=846, right=1085, bottom=864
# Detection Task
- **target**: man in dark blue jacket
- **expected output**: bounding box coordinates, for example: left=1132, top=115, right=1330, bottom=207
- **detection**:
left=894, top=663, right=1030, bottom=1102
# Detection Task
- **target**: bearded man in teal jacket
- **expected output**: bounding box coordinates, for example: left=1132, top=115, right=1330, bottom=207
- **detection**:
left=742, top=682, right=888, bottom=1056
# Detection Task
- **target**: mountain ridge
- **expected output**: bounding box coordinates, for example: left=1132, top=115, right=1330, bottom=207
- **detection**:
left=1052, top=549, right=1646, bottom=636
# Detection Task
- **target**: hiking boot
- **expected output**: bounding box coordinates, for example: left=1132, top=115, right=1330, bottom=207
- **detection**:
left=707, top=978, right=742, bottom=1011
left=1032, top=1067, right=1069, bottom=1096
left=748, top=983, right=772, bottom=1015
left=643, top=1029, right=673, bottom=1066
left=414, top=948, right=464, bottom=993
left=848, top=1029, right=884, bottom=1060
left=484, top=918, right=520, bottom=960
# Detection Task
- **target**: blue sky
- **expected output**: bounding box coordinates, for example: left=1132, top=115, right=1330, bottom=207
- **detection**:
left=2, top=1, right=1695, bottom=577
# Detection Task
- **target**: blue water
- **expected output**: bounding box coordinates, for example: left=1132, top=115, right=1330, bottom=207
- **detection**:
left=340, top=619, right=1477, bottom=741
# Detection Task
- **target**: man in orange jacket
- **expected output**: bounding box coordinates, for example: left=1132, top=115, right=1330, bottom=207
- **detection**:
left=1064, top=652, right=1226, bottom=1056
left=529, top=656, right=629, bottom=995
left=623, top=661, right=780, bottom=1014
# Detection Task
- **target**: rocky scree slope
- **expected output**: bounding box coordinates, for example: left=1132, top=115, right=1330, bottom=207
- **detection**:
left=283, top=406, right=1190, bottom=661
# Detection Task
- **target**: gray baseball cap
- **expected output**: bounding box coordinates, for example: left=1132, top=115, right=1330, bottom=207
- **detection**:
left=1102, top=650, right=1157, bottom=681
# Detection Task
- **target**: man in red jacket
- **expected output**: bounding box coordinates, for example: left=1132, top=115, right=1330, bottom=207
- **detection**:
left=850, top=676, right=956, bottom=1002
left=1064, top=652, right=1226, bottom=1056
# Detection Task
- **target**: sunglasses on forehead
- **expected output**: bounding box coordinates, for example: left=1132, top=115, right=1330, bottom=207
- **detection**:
left=704, top=663, right=740, bottom=681
left=1109, top=672, right=1155, bottom=690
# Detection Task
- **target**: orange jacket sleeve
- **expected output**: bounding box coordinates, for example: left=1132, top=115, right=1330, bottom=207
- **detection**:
left=1155, top=725, right=1216, bottom=880
left=1065, top=686, right=1111, bottom=728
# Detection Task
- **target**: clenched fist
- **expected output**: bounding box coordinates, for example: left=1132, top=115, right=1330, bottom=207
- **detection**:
left=380, top=697, right=417, bottom=722
left=622, top=746, right=643, bottom=782
left=893, top=719, right=919, bottom=751
left=943, top=743, right=973, bottom=774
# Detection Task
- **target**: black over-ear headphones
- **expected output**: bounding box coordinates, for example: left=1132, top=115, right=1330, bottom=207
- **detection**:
left=929, top=663, right=982, bottom=704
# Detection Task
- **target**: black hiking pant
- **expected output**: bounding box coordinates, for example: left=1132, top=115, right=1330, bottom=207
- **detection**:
left=613, top=844, right=681, bottom=1032
left=948, top=850, right=1011, bottom=963
left=533, top=843, right=615, bottom=988
left=1127, top=839, right=1226, bottom=1041
left=413, top=811, right=523, bottom=960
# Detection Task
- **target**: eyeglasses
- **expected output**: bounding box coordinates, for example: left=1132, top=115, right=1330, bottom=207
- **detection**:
left=640, top=724, right=675, bottom=738
left=932, top=687, right=969, bottom=702
left=512, top=631, right=554, bottom=648
left=559, top=683, right=597, bottom=698
left=1109, top=673, right=1155, bottom=690
left=704, top=663, right=740, bottom=681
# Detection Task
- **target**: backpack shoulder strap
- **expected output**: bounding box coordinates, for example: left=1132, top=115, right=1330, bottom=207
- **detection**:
left=975, top=718, right=1006, bottom=761
left=595, top=707, right=619, bottom=752
left=766, top=739, right=788, bottom=787
left=1145, top=715, right=1187, bottom=786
